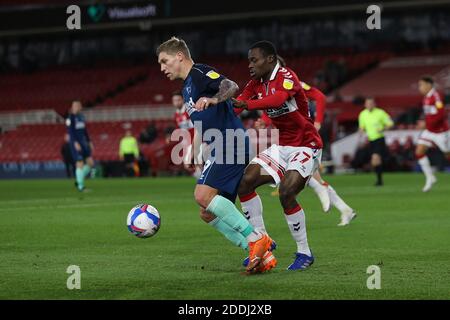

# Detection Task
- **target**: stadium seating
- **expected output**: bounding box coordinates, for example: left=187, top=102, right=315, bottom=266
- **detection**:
left=337, top=55, right=450, bottom=102
left=0, top=51, right=390, bottom=114
left=101, top=51, right=391, bottom=107
left=0, top=120, right=175, bottom=165
left=0, top=63, right=148, bottom=114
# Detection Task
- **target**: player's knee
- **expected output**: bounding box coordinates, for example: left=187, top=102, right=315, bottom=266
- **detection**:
left=86, top=157, right=94, bottom=167
left=278, top=186, right=296, bottom=208
left=415, top=145, right=427, bottom=158
left=371, top=154, right=380, bottom=165
left=194, top=189, right=214, bottom=209
left=199, top=208, right=215, bottom=223
left=237, top=175, right=254, bottom=196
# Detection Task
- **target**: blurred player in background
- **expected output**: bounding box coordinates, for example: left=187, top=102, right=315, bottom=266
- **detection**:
left=269, top=56, right=356, bottom=225
left=416, top=76, right=450, bottom=192
left=172, top=90, right=202, bottom=178
left=157, top=37, right=274, bottom=274
left=233, top=41, right=322, bottom=271
left=61, top=133, right=75, bottom=178
left=66, top=100, right=94, bottom=192
left=358, top=97, right=394, bottom=186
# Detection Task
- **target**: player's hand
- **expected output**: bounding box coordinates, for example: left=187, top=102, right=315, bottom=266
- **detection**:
left=232, top=98, right=248, bottom=109
left=74, top=142, right=81, bottom=152
left=89, top=142, right=94, bottom=151
left=195, top=97, right=218, bottom=111
left=314, top=122, right=322, bottom=131
left=254, top=118, right=266, bottom=130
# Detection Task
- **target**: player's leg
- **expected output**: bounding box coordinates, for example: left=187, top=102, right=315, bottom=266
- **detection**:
left=308, top=171, right=331, bottom=212
left=237, top=163, right=275, bottom=234
left=83, top=140, right=95, bottom=178
left=415, top=142, right=435, bottom=192
left=280, top=147, right=323, bottom=270
left=371, top=152, right=383, bottom=186
left=311, top=171, right=356, bottom=225
left=239, top=145, right=285, bottom=235
left=194, top=183, right=272, bottom=272
left=278, top=170, right=314, bottom=270
left=238, top=163, right=278, bottom=271
left=75, top=160, right=85, bottom=191
left=83, top=156, right=94, bottom=177
left=70, top=142, right=86, bottom=191
left=200, top=208, right=248, bottom=250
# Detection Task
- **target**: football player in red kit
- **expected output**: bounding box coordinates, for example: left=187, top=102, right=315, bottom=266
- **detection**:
left=261, top=62, right=356, bottom=226
left=233, top=41, right=322, bottom=270
left=416, top=76, right=450, bottom=192
left=172, top=91, right=202, bottom=178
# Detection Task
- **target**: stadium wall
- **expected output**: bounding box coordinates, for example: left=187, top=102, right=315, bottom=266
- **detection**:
left=0, top=160, right=66, bottom=179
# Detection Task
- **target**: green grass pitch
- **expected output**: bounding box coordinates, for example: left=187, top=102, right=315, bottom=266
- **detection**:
left=0, top=173, right=449, bottom=299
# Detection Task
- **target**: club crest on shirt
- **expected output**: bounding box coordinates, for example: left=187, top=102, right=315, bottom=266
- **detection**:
left=436, top=101, right=443, bottom=109
left=283, top=78, right=294, bottom=90
left=206, top=70, right=220, bottom=79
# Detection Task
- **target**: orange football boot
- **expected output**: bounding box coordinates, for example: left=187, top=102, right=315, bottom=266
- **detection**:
left=246, top=234, right=274, bottom=272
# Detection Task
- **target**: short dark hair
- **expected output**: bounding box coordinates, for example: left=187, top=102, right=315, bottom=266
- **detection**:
left=420, top=75, right=434, bottom=85
left=250, top=40, right=277, bottom=58
left=172, top=90, right=183, bottom=97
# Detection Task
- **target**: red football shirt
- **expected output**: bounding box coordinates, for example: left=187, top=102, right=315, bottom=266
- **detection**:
left=174, top=106, right=195, bottom=140
left=301, top=82, right=326, bottom=124
left=423, top=88, right=449, bottom=133
left=237, top=63, right=323, bottom=148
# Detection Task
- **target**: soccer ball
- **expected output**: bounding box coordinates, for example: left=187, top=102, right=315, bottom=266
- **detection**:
left=126, top=204, right=161, bottom=238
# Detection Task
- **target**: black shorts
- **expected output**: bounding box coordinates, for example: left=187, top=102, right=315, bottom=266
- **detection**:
left=369, top=137, right=388, bottom=158
left=123, top=154, right=136, bottom=164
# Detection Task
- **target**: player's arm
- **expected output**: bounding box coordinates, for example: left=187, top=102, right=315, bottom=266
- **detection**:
left=254, top=112, right=272, bottom=129
left=133, top=139, right=139, bottom=158
left=191, top=127, right=203, bottom=166
left=233, top=80, right=258, bottom=116
left=358, top=113, right=366, bottom=135
left=303, top=83, right=326, bottom=130
left=382, top=111, right=394, bottom=130
left=233, top=90, right=289, bottom=111
left=119, top=138, right=125, bottom=160
left=234, top=75, right=299, bottom=111
left=195, top=74, right=239, bottom=111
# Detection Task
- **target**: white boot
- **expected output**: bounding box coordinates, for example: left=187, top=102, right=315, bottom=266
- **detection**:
left=422, top=175, right=437, bottom=192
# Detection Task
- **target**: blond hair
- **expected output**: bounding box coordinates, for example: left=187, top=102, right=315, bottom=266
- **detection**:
left=156, top=36, right=191, bottom=59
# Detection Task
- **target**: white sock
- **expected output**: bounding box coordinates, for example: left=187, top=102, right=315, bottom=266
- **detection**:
left=308, top=177, right=327, bottom=194
left=284, top=205, right=311, bottom=256
left=239, top=192, right=267, bottom=234
left=418, top=156, right=434, bottom=180
left=328, top=185, right=353, bottom=214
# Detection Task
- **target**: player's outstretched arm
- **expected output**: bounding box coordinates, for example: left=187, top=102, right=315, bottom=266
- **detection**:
left=194, top=79, right=239, bottom=111
left=233, top=91, right=289, bottom=111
